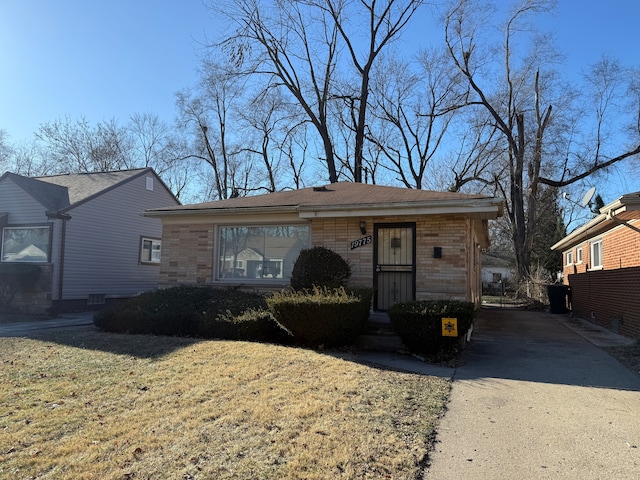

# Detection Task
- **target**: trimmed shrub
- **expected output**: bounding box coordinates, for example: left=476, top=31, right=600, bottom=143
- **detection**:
left=0, top=263, right=42, bottom=311
left=93, top=286, right=286, bottom=342
left=388, top=300, right=476, bottom=356
left=266, top=286, right=371, bottom=347
left=290, top=246, right=351, bottom=290
left=199, top=308, right=291, bottom=343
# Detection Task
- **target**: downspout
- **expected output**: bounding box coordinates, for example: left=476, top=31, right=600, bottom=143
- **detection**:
left=46, top=211, right=71, bottom=304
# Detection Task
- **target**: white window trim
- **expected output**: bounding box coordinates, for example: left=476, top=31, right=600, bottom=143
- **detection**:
left=576, top=247, right=583, bottom=264
left=565, top=250, right=573, bottom=266
left=140, top=237, right=161, bottom=264
left=589, top=239, right=603, bottom=270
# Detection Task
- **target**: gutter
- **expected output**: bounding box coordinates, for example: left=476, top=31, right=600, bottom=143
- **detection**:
left=551, top=192, right=640, bottom=251
left=144, top=198, right=503, bottom=220
left=46, top=211, right=71, bottom=302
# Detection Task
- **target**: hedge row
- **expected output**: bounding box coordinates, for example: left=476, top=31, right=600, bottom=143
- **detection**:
left=93, top=285, right=373, bottom=347
left=267, top=287, right=373, bottom=347
left=388, top=299, right=476, bottom=356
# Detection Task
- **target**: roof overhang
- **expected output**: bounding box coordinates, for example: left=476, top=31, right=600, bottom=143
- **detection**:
left=145, top=198, right=503, bottom=221
left=297, top=199, right=503, bottom=219
left=551, top=192, right=640, bottom=251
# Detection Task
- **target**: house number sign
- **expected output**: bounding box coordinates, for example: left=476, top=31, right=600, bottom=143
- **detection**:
left=350, top=235, right=372, bottom=250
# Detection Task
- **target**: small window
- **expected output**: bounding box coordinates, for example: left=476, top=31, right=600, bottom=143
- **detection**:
left=1, top=226, right=50, bottom=262
left=145, top=177, right=154, bottom=191
left=576, top=247, right=583, bottom=264
left=87, top=294, right=106, bottom=305
left=141, top=237, right=161, bottom=263
left=565, top=250, right=573, bottom=266
left=590, top=239, right=602, bottom=269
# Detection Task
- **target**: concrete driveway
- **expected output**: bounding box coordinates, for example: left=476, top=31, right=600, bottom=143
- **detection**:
left=425, top=307, right=640, bottom=480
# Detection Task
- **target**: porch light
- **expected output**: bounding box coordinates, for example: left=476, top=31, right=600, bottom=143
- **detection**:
left=359, top=221, right=367, bottom=235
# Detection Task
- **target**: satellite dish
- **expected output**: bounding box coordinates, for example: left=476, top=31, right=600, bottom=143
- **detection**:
left=580, top=187, right=596, bottom=207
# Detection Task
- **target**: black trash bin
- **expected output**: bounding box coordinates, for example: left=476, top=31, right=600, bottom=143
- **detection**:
left=547, top=284, right=570, bottom=314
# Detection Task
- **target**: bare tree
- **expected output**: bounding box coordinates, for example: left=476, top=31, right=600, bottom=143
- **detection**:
left=36, top=116, right=130, bottom=173
left=444, top=0, right=640, bottom=280
left=0, top=130, right=11, bottom=170
left=215, top=0, right=341, bottom=183
left=322, top=0, right=422, bottom=182
left=368, top=49, right=467, bottom=189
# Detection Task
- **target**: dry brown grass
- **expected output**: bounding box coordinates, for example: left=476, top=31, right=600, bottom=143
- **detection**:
left=0, top=329, right=450, bottom=479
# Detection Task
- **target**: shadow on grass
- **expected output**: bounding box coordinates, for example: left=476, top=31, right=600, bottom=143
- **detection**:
left=20, top=326, right=203, bottom=360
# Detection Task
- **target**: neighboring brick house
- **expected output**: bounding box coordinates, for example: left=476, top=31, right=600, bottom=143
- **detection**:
left=145, top=183, right=503, bottom=310
left=0, top=168, right=180, bottom=314
left=551, top=191, right=640, bottom=338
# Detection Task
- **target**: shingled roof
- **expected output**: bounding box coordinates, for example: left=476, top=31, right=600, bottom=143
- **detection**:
left=34, top=169, right=150, bottom=207
left=146, top=182, right=503, bottom=219
left=1, top=168, right=153, bottom=213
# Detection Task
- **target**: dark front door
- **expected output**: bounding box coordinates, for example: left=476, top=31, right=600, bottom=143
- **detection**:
left=374, top=223, right=416, bottom=310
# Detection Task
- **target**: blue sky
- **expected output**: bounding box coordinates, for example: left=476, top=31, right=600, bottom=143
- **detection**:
left=0, top=1, right=638, bottom=199
left=0, top=0, right=215, bottom=141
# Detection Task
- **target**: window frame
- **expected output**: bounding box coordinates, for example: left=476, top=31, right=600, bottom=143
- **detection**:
left=216, top=224, right=310, bottom=284
left=140, top=237, right=162, bottom=264
left=565, top=250, right=573, bottom=266
left=576, top=246, right=583, bottom=264
left=589, top=239, right=603, bottom=270
left=1, top=224, right=52, bottom=263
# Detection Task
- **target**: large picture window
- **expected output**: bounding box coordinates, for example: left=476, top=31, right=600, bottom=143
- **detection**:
left=217, top=225, right=309, bottom=281
left=1, top=226, right=50, bottom=262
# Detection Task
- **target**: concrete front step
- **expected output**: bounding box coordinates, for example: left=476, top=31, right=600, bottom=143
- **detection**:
left=355, top=333, right=406, bottom=352
left=357, top=311, right=406, bottom=352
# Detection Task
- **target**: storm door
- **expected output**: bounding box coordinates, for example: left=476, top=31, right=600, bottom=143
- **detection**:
left=374, top=223, right=416, bottom=310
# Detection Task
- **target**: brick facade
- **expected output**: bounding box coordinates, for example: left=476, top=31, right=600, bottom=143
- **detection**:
left=159, top=214, right=484, bottom=306
left=568, top=267, right=640, bottom=339
left=561, top=219, right=640, bottom=339
left=159, top=224, right=215, bottom=286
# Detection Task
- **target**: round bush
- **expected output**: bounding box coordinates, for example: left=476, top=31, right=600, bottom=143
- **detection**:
left=290, top=246, right=351, bottom=290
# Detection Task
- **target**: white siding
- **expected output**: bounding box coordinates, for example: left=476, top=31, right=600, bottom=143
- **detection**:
left=60, top=174, right=178, bottom=300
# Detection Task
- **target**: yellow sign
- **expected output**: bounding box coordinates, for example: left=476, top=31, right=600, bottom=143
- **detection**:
left=441, top=317, right=458, bottom=337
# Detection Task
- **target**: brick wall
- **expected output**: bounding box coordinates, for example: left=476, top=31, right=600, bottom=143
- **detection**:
left=311, top=214, right=472, bottom=302
left=160, top=214, right=480, bottom=304
left=159, top=224, right=214, bottom=286
left=568, top=267, right=640, bottom=339
left=562, top=219, right=640, bottom=279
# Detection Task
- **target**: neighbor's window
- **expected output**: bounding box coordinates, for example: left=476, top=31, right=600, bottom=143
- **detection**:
left=590, top=239, right=602, bottom=269
left=217, top=225, right=309, bottom=281
left=1, top=226, right=50, bottom=262
left=141, top=237, right=161, bottom=264
left=565, top=250, right=573, bottom=266
left=576, top=247, right=583, bottom=264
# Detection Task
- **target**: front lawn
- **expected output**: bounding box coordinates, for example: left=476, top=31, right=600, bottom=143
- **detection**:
left=0, top=328, right=450, bottom=479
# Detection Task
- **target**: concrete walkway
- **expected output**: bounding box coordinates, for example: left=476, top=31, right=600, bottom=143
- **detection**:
left=0, top=311, right=95, bottom=337
left=424, top=307, right=640, bottom=480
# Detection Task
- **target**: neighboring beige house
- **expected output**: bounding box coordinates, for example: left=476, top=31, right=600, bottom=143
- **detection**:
left=551, top=191, right=640, bottom=338
left=145, top=183, right=503, bottom=310
left=0, top=168, right=180, bottom=313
